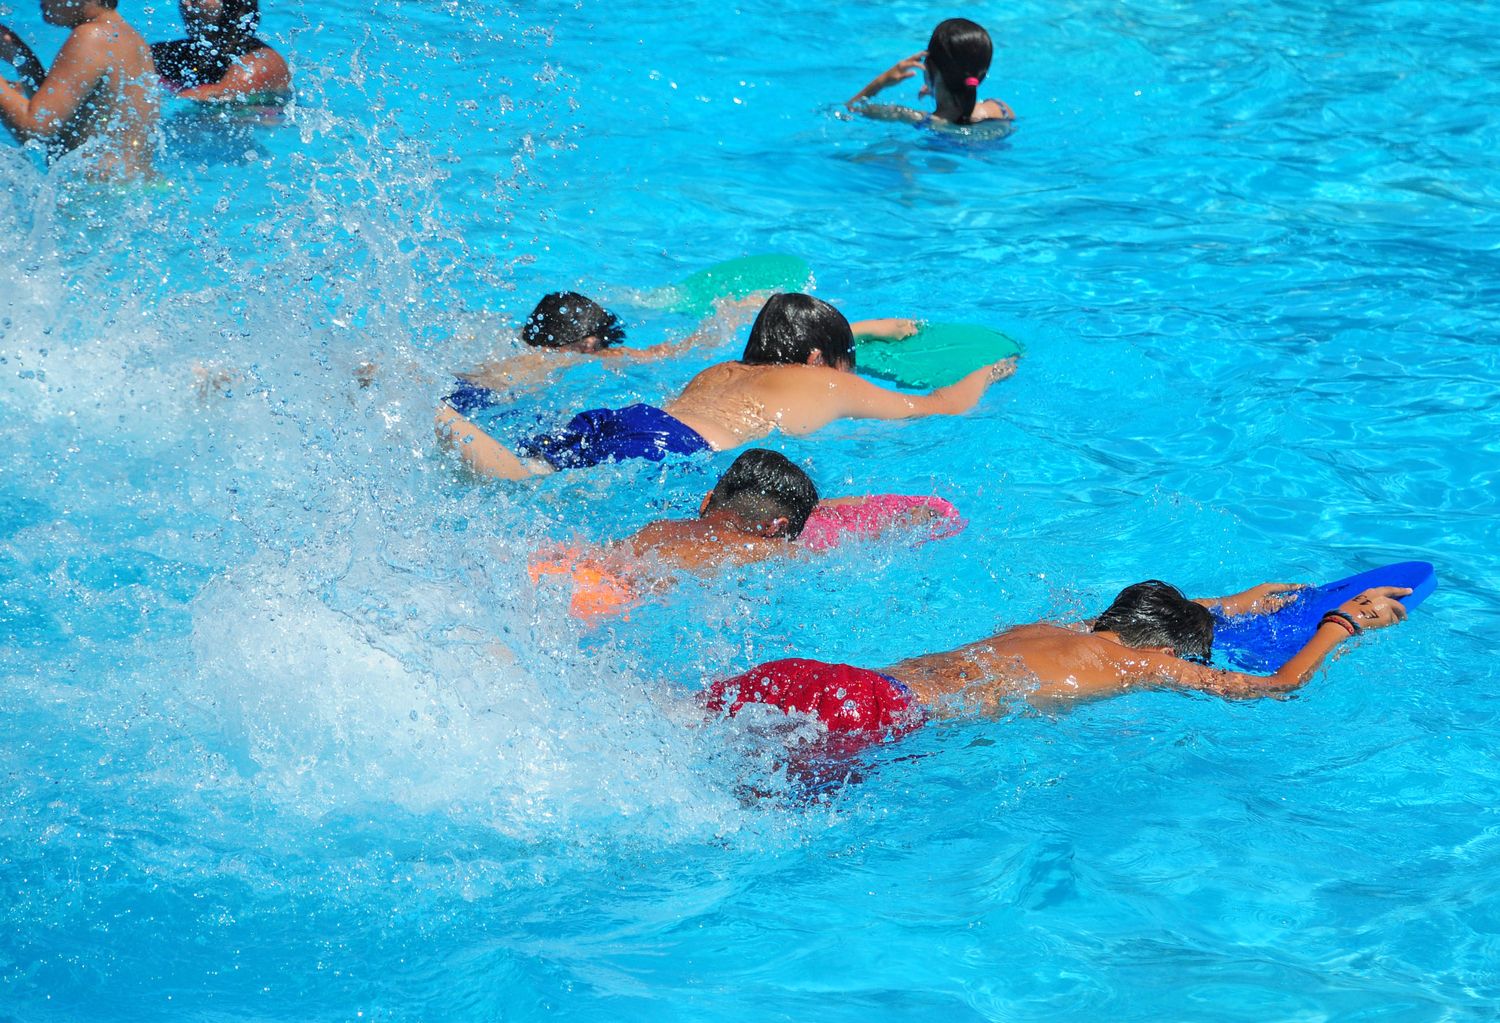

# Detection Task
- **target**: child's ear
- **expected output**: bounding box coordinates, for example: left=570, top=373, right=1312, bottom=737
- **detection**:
left=770, top=515, right=790, bottom=536
left=806, top=348, right=827, bottom=366
left=699, top=493, right=712, bottom=515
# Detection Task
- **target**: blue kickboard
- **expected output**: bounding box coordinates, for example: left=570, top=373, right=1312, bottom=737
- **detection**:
left=1211, top=561, right=1436, bottom=673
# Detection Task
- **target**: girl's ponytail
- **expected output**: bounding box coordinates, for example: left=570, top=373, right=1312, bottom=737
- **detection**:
left=926, top=19, right=992, bottom=124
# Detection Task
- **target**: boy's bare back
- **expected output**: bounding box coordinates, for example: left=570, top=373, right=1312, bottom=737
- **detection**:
left=0, top=5, right=158, bottom=178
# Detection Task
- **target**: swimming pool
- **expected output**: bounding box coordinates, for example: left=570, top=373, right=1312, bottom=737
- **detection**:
left=2, top=0, right=1498, bottom=1017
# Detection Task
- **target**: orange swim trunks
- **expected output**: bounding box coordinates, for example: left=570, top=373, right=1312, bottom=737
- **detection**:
left=528, top=547, right=642, bottom=619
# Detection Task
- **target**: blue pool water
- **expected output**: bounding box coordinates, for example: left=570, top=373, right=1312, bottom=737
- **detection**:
left=3, top=0, right=1499, bottom=1018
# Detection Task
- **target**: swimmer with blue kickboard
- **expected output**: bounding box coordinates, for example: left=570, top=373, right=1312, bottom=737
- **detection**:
left=706, top=566, right=1433, bottom=750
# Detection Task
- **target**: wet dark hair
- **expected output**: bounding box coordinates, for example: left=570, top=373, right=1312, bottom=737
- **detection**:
left=703, top=449, right=820, bottom=539
left=216, top=0, right=260, bottom=37
left=740, top=293, right=855, bottom=370
left=152, top=0, right=264, bottom=89
left=1093, top=580, right=1214, bottom=663
left=926, top=18, right=992, bottom=125
left=521, top=292, right=626, bottom=350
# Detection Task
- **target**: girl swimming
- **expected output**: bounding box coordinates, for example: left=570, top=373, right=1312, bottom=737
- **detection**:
left=845, top=18, right=1013, bottom=127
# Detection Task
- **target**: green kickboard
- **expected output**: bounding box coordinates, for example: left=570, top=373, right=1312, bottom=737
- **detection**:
left=856, top=322, right=1024, bottom=389
left=661, top=254, right=813, bottom=318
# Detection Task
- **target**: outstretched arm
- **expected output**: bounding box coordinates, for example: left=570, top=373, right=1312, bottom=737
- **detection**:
left=830, top=357, right=1017, bottom=421
left=613, top=295, right=765, bottom=363
left=849, top=318, right=919, bottom=340
left=0, top=23, right=46, bottom=93
left=1194, top=582, right=1307, bottom=616
left=1157, top=587, right=1410, bottom=698
left=435, top=404, right=546, bottom=480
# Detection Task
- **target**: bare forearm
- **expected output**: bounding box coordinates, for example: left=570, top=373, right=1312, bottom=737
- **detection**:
left=179, top=49, right=291, bottom=101
left=1195, top=583, right=1304, bottom=616
left=435, top=405, right=538, bottom=480
left=1196, top=592, right=1260, bottom=615
left=850, top=318, right=918, bottom=339
left=1175, top=586, right=1406, bottom=700
left=846, top=76, right=887, bottom=108
left=920, top=364, right=998, bottom=415
left=1267, top=623, right=1348, bottom=690
left=1189, top=625, right=1345, bottom=699
left=628, top=339, right=697, bottom=362
left=847, top=53, right=925, bottom=111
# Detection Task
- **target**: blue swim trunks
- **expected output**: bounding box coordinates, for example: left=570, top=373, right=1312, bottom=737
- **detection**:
left=444, top=378, right=549, bottom=437
left=516, top=403, right=711, bottom=470
left=444, top=378, right=504, bottom=418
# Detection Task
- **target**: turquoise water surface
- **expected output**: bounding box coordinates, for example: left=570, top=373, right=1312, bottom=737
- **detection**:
left=2, top=0, right=1498, bottom=1019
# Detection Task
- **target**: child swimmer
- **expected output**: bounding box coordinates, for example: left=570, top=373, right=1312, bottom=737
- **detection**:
left=845, top=18, right=1014, bottom=128
left=445, top=291, right=766, bottom=412
left=152, top=0, right=291, bottom=101
left=708, top=581, right=1412, bottom=749
left=446, top=290, right=919, bottom=413
left=529, top=449, right=966, bottom=620
left=437, top=293, right=1015, bottom=481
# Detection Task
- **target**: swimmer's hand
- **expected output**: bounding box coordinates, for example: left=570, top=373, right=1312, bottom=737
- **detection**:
left=1204, top=582, right=1307, bottom=616
left=1336, top=587, right=1410, bottom=631
left=850, top=317, right=920, bottom=340
left=192, top=361, right=239, bottom=401
left=986, top=356, right=1018, bottom=383
left=846, top=51, right=926, bottom=109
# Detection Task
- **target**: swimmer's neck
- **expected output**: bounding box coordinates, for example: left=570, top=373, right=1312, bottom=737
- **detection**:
left=1090, top=629, right=1174, bottom=657
left=694, top=507, right=790, bottom=540
left=931, top=81, right=972, bottom=123
left=631, top=509, right=789, bottom=548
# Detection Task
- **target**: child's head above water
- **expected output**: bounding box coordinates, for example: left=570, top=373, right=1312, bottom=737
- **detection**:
left=740, top=293, right=855, bottom=371
left=926, top=18, right=992, bottom=124
left=703, top=448, right=820, bottom=539
left=522, top=292, right=626, bottom=351
left=179, top=0, right=260, bottom=39
left=1093, top=580, right=1215, bottom=663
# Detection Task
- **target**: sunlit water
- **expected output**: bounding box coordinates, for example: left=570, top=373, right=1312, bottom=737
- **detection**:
left=2, top=0, right=1498, bottom=1018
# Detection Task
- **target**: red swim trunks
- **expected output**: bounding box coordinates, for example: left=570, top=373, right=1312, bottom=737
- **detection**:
left=704, top=658, right=922, bottom=739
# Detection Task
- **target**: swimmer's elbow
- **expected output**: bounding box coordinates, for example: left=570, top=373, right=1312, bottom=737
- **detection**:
left=23, top=108, right=75, bottom=138
left=1, top=106, right=48, bottom=137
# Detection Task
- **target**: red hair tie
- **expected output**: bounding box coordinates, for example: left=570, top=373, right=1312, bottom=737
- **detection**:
left=964, top=76, right=980, bottom=87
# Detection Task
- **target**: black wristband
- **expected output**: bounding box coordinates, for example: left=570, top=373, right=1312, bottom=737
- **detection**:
left=1320, top=610, right=1361, bottom=636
